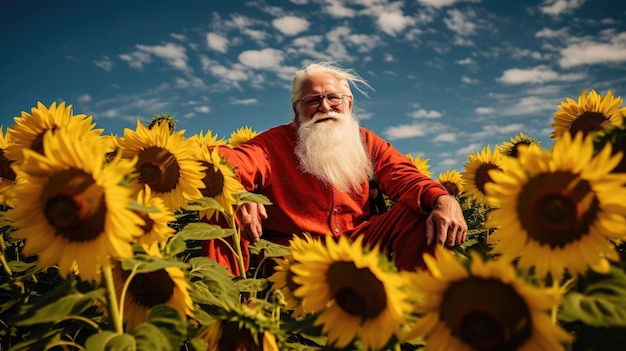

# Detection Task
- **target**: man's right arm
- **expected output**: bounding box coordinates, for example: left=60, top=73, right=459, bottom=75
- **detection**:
left=237, top=202, right=268, bottom=242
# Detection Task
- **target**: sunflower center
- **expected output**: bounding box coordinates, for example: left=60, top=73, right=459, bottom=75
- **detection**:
left=0, top=149, right=16, bottom=182
left=326, top=261, right=387, bottom=319
left=509, top=141, right=531, bottom=158
left=42, top=169, right=106, bottom=242
left=442, top=278, right=532, bottom=351
left=570, top=112, right=611, bottom=136
left=200, top=160, right=225, bottom=198
left=518, top=172, right=597, bottom=248
left=442, top=181, right=460, bottom=197
left=474, top=163, right=500, bottom=195
left=218, top=321, right=259, bottom=351
left=137, top=212, right=155, bottom=234
left=137, top=146, right=181, bottom=193
left=128, top=269, right=175, bottom=307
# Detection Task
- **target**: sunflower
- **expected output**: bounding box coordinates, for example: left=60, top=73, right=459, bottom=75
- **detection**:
left=593, top=112, right=626, bottom=173
left=133, top=185, right=176, bottom=249
left=193, top=142, right=244, bottom=221
left=119, top=120, right=205, bottom=212
left=7, top=128, right=143, bottom=281
left=437, top=169, right=464, bottom=198
left=188, top=129, right=227, bottom=148
left=267, top=255, right=308, bottom=318
left=498, top=132, right=541, bottom=158
left=485, top=131, right=626, bottom=280
left=113, top=247, right=194, bottom=332
left=0, top=127, right=16, bottom=206
left=195, top=298, right=281, bottom=351
left=228, top=126, right=258, bottom=147
left=405, top=247, right=573, bottom=351
left=5, top=101, right=103, bottom=164
left=290, top=235, right=410, bottom=350
left=147, top=112, right=177, bottom=133
left=406, top=153, right=432, bottom=177
left=550, top=89, right=624, bottom=139
left=199, top=320, right=279, bottom=351
left=461, top=145, right=505, bottom=206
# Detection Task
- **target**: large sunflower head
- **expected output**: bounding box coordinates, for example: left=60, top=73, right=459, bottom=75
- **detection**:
left=119, top=120, right=206, bottom=212
left=485, top=131, right=626, bottom=280
left=7, top=128, right=143, bottom=281
left=228, top=126, right=258, bottom=147
left=405, top=247, right=573, bottom=351
left=437, top=169, right=464, bottom=198
left=461, top=145, right=505, bottom=206
left=550, top=89, right=625, bottom=140
left=406, top=153, right=432, bottom=177
left=5, top=101, right=103, bottom=164
left=193, top=142, right=244, bottom=221
left=498, top=132, right=541, bottom=158
left=290, top=235, right=411, bottom=350
left=113, top=248, right=194, bottom=332
left=133, top=185, right=176, bottom=249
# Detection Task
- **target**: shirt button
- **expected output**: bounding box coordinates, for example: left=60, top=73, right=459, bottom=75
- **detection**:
left=334, top=228, right=340, bottom=233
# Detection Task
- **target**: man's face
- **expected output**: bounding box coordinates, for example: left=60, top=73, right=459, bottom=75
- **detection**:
left=293, top=73, right=352, bottom=126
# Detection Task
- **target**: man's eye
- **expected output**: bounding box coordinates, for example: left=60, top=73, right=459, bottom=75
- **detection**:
left=327, top=94, right=342, bottom=103
left=305, top=98, right=320, bottom=106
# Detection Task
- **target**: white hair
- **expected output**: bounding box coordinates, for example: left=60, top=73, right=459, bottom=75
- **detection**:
left=291, top=61, right=372, bottom=105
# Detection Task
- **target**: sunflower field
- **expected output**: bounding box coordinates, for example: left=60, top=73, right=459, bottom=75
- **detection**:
left=1, top=89, right=626, bottom=351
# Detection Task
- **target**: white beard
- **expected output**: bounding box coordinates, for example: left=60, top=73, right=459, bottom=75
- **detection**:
left=295, top=111, right=373, bottom=194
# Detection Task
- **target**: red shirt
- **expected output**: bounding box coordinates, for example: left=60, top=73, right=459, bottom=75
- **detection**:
left=217, top=123, right=448, bottom=244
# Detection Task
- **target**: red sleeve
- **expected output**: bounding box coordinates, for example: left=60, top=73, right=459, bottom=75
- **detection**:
left=361, top=128, right=448, bottom=214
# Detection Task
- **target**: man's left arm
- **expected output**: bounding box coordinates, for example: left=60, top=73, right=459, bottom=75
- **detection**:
left=425, top=194, right=468, bottom=248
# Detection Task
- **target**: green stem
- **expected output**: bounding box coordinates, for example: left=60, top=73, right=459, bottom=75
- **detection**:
left=101, top=264, right=124, bottom=334
left=230, top=214, right=247, bottom=279
left=0, top=235, right=12, bottom=277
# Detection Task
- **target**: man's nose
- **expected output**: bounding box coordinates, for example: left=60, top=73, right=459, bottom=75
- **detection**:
left=317, top=97, right=332, bottom=111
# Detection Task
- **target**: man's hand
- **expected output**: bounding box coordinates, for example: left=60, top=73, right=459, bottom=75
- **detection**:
left=236, top=202, right=268, bottom=242
left=425, top=195, right=468, bottom=248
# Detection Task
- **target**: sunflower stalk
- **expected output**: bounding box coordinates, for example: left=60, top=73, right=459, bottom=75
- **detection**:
left=0, top=235, right=11, bottom=276
left=229, top=213, right=247, bottom=279
left=101, top=264, right=124, bottom=334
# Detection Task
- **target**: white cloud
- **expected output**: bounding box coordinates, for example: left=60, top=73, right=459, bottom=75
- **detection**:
left=539, top=0, right=586, bottom=16
left=323, top=0, right=357, bottom=18
left=461, top=76, right=478, bottom=84
left=433, top=133, right=456, bottom=142
left=94, top=56, right=113, bottom=71
left=417, top=0, right=462, bottom=8
left=456, top=143, right=483, bottom=155
left=497, top=65, right=586, bottom=84
left=558, top=35, right=626, bottom=68
left=206, top=32, right=229, bottom=53
left=119, top=51, right=151, bottom=70
left=272, top=16, right=310, bottom=36
left=382, top=123, right=427, bottom=139
left=133, top=43, right=190, bottom=72
left=78, top=94, right=91, bottom=104
left=194, top=106, right=210, bottom=113
left=475, top=107, right=495, bottom=115
left=238, top=48, right=285, bottom=69
left=231, top=98, right=258, bottom=105
left=410, top=109, right=442, bottom=119
left=377, top=10, right=415, bottom=36
left=444, top=9, right=476, bottom=36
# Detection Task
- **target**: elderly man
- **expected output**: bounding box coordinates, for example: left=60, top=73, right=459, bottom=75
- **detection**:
left=204, top=62, right=467, bottom=275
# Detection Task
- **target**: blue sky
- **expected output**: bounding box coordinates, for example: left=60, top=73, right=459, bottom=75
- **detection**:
left=2, top=0, right=626, bottom=176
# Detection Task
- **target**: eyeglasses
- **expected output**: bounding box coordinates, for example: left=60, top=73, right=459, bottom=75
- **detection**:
left=295, top=92, right=349, bottom=108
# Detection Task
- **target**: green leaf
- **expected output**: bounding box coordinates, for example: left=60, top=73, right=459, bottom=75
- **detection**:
left=133, top=305, right=187, bottom=351
left=235, top=191, right=273, bottom=205
left=87, top=331, right=136, bottom=351
left=127, top=200, right=160, bottom=213
left=12, top=281, right=104, bottom=326
left=250, top=239, right=292, bottom=258
left=119, top=254, right=188, bottom=274
left=559, top=266, right=626, bottom=327
left=187, top=197, right=224, bottom=211
left=7, top=259, right=39, bottom=273
left=235, top=277, right=268, bottom=293
left=177, top=222, right=235, bottom=240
